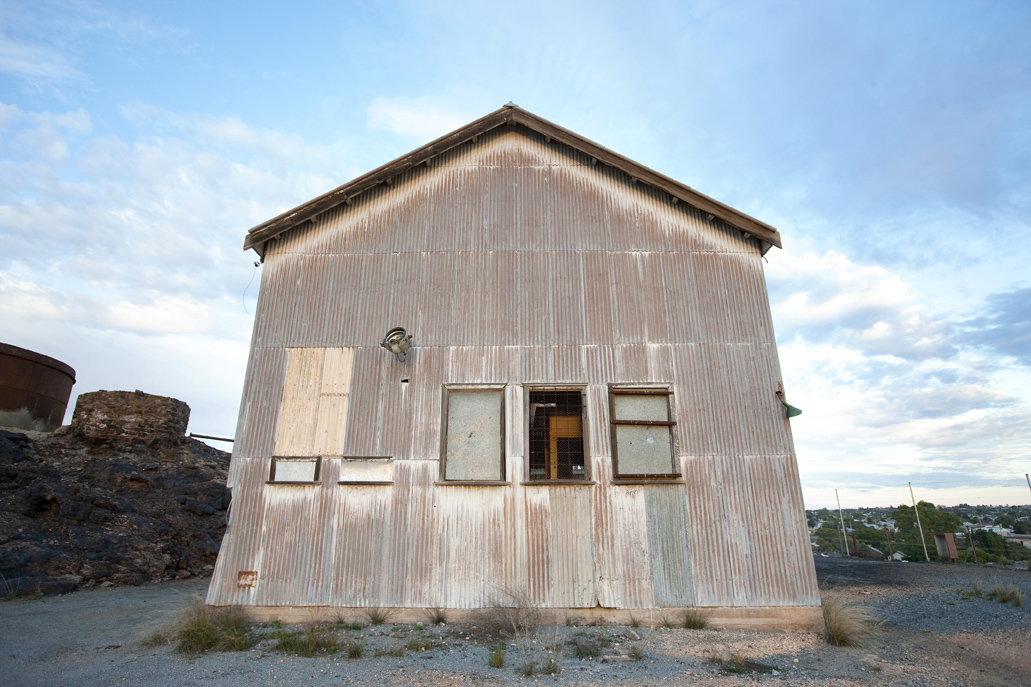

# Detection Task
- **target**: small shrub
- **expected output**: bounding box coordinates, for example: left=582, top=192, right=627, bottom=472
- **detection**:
left=488, top=643, right=506, bottom=668
left=346, top=640, right=365, bottom=659
left=414, top=623, right=425, bottom=632
left=406, top=637, right=434, bottom=652
left=541, top=658, right=561, bottom=674
left=822, top=597, right=879, bottom=647
left=424, top=607, right=447, bottom=625
left=365, top=608, right=392, bottom=625
left=627, top=644, right=644, bottom=661
left=959, top=581, right=984, bottom=600
left=682, top=608, right=711, bottom=630
left=375, top=645, right=405, bottom=657
left=520, top=659, right=538, bottom=676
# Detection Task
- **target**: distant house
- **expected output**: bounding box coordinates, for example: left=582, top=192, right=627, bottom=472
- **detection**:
left=206, top=105, right=820, bottom=629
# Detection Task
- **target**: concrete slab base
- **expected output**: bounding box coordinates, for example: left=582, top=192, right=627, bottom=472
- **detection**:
left=221, top=604, right=824, bottom=633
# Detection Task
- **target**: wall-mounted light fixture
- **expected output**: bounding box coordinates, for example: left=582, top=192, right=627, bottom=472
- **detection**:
left=775, top=383, right=802, bottom=418
left=381, top=327, right=413, bottom=362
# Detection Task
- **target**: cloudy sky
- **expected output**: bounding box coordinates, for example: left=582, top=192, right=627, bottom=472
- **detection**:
left=2, top=1, right=1028, bottom=509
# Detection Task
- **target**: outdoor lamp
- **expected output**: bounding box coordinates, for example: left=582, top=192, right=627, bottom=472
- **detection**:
left=381, top=327, right=413, bottom=362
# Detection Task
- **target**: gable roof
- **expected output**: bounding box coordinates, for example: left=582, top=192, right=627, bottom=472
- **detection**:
left=243, top=104, right=782, bottom=254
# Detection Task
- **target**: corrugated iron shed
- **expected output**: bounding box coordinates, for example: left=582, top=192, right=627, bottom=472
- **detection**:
left=208, top=109, right=819, bottom=629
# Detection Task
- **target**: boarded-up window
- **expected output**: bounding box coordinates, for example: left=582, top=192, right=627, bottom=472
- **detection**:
left=527, top=388, right=587, bottom=481
left=269, top=456, right=321, bottom=483
left=442, top=388, right=505, bottom=481
left=610, top=389, right=678, bottom=479
left=274, top=347, right=354, bottom=457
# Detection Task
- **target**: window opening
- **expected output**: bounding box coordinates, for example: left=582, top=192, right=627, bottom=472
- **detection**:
left=528, top=389, right=586, bottom=480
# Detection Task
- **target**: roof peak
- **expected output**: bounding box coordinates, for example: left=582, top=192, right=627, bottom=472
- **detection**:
left=243, top=106, right=781, bottom=253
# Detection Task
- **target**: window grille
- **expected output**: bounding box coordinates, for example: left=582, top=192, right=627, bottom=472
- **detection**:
left=527, top=389, right=586, bottom=481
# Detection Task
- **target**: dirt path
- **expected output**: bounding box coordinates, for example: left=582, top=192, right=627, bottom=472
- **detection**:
left=1, top=559, right=1029, bottom=686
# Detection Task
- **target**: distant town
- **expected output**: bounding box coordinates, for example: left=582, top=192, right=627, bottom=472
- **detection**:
left=806, top=503, right=1031, bottom=564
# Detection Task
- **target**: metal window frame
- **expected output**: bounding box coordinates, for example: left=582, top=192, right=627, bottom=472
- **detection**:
left=438, top=383, right=508, bottom=484
left=608, top=386, right=680, bottom=481
left=523, top=384, right=592, bottom=484
left=268, top=456, right=323, bottom=484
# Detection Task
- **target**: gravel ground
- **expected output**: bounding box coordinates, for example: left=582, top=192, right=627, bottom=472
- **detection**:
left=1, top=557, right=1029, bottom=687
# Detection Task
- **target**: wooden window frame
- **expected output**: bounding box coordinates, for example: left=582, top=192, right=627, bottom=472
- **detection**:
left=609, top=387, right=681, bottom=482
left=437, top=384, right=508, bottom=484
left=522, top=385, right=595, bottom=485
left=267, top=456, right=322, bottom=485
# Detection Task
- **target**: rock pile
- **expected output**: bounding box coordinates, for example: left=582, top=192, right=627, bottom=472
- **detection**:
left=0, top=391, right=230, bottom=597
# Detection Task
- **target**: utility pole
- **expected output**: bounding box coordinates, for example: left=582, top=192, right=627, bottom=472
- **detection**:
left=836, top=489, right=850, bottom=556
left=910, top=482, right=930, bottom=562
left=966, top=525, right=979, bottom=565
left=1026, top=473, right=1030, bottom=496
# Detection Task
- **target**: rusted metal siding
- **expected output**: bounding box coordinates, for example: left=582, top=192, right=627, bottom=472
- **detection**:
left=209, top=125, right=818, bottom=611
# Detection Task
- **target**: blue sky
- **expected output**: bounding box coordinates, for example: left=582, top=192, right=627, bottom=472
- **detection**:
left=2, top=0, right=1029, bottom=508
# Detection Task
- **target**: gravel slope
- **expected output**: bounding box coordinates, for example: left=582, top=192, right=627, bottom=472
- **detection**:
left=1, top=557, right=1029, bottom=687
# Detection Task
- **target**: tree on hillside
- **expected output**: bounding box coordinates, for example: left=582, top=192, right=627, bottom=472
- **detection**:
left=891, top=501, right=962, bottom=561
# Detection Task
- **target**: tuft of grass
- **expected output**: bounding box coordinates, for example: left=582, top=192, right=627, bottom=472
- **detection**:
left=364, top=608, right=392, bottom=626
left=958, top=580, right=985, bottom=600
left=986, top=583, right=1023, bottom=607
left=406, top=637, right=434, bottom=652
left=822, top=597, right=879, bottom=647
left=488, top=643, right=506, bottom=668
left=375, top=645, right=406, bottom=658
left=572, top=638, right=601, bottom=658
left=273, top=624, right=339, bottom=657
left=660, top=614, right=675, bottom=629
left=160, top=603, right=255, bottom=654
left=541, top=658, right=561, bottom=675
left=628, top=614, right=641, bottom=628
left=627, top=644, right=644, bottom=661
left=682, top=608, right=712, bottom=630
left=520, top=659, right=538, bottom=676
left=424, top=607, right=447, bottom=625
left=346, top=640, right=365, bottom=659
left=714, top=654, right=776, bottom=675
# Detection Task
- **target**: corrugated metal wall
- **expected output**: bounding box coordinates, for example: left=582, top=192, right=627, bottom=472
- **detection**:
left=208, top=125, right=819, bottom=610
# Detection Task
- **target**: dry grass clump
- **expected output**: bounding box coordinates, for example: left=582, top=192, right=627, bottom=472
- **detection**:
left=682, top=608, right=712, bottom=630
left=424, top=607, right=447, bottom=625
left=144, top=601, right=255, bottom=654
left=487, top=643, right=506, bottom=668
left=822, top=597, right=879, bottom=647
left=363, top=607, right=393, bottom=625
left=986, top=583, right=1023, bottom=607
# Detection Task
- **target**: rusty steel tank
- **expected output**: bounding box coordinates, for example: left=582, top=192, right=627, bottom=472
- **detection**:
left=0, top=342, right=76, bottom=432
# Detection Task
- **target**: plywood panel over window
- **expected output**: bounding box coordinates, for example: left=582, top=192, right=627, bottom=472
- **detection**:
left=611, top=389, right=679, bottom=479
left=443, top=388, right=505, bottom=481
left=274, top=347, right=355, bottom=457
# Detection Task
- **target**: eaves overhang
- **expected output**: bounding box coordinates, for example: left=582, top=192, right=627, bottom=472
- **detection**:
left=243, top=104, right=782, bottom=255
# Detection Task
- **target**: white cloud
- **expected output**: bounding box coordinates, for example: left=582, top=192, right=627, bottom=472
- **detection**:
left=367, top=97, right=469, bottom=140
left=0, top=32, right=85, bottom=82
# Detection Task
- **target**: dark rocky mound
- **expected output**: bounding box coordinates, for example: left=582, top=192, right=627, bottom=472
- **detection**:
left=0, top=390, right=230, bottom=597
